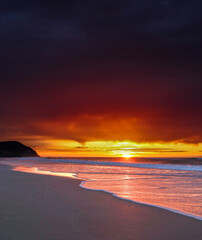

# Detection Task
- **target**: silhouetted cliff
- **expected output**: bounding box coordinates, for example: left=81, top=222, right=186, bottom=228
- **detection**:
left=0, top=141, right=39, bottom=157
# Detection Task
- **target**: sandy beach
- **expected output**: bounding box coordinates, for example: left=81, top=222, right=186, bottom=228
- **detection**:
left=0, top=163, right=201, bottom=240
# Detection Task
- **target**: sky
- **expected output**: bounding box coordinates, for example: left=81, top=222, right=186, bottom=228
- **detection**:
left=1, top=0, right=202, bottom=157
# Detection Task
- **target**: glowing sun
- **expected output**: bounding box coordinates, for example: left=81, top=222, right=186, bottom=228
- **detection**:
left=122, top=153, right=132, bottom=159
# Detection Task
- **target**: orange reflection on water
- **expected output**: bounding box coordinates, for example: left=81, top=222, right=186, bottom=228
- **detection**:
left=13, top=166, right=80, bottom=179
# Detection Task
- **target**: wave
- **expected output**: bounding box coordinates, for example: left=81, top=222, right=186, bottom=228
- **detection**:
left=26, top=157, right=202, bottom=172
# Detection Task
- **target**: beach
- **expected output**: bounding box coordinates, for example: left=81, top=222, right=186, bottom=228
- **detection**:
left=0, top=163, right=201, bottom=240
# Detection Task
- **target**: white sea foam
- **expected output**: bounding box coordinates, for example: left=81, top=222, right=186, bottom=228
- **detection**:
left=79, top=180, right=202, bottom=221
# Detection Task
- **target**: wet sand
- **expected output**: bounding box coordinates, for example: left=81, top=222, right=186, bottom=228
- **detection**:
left=0, top=164, right=201, bottom=240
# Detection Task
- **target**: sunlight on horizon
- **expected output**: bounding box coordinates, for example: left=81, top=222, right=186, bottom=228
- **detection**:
left=122, top=153, right=132, bottom=159
left=29, top=139, right=202, bottom=158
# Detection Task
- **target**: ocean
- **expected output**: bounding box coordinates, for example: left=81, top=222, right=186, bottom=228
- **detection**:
left=1, top=157, right=202, bottom=220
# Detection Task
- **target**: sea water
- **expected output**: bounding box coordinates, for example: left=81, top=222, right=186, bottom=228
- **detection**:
left=1, top=157, right=202, bottom=220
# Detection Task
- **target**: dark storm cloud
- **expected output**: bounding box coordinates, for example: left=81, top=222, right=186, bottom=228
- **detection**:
left=0, top=0, right=202, bottom=143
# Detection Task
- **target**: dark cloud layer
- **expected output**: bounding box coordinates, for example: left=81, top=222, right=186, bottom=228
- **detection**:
left=0, top=0, right=202, bottom=143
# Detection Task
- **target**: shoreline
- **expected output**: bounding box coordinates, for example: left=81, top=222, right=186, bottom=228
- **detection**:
left=9, top=162, right=202, bottom=221
left=1, top=161, right=202, bottom=221
left=0, top=163, right=202, bottom=240
left=79, top=181, right=202, bottom=221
